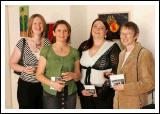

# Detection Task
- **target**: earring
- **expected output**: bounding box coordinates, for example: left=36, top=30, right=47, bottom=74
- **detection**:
left=105, top=35, right=107, bottom=39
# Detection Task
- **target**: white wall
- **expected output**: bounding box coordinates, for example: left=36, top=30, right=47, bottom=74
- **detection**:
left=5, top=5, right=12, bottom=109
left=132, top=5, right=155, bottom=57
left=70, top=5, right=87, bottom=48
left=7, top=5, right=20, bottom=109
left=29, top=6, right=70, bottom=23
left=6, top=5, right=155, bottom=108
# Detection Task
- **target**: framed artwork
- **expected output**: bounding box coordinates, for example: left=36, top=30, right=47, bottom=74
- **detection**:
left=45, top=23, right=54, bottom=43
left=19, top=6, right=29, bottom=37
left=98, top=12, right=129, bottom=39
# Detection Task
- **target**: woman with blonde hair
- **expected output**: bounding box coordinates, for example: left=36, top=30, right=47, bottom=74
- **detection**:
left=9, top=14, right=50, bottom=108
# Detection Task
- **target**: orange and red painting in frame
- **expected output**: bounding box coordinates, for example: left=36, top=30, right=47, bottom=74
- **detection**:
left=98, top=13, right=129, bottom=39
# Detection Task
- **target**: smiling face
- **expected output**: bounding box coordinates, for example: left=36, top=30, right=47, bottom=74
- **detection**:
left=53, top=24, right=69, bottom=43
left=120, top=27, right=137, bottom=47
left=31, top=17, right=44, bottom=36
left=91, top=20, right=107, bottom=39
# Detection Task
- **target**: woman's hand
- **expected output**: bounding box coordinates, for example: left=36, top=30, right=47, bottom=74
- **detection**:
left=50, top=81, right=65, bottom=92
left=23, top=66, right=37, bottom=74
left=104, top=72, right=113, bottom=78
left=113, top=84, right=124, bottom=91
left=61, top=72, right=75, bottom=81
left=81, top=89, right=92, bottom=96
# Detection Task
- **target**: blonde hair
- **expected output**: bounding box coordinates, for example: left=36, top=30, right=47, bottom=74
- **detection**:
left=27, top=14, right=46, bottom=38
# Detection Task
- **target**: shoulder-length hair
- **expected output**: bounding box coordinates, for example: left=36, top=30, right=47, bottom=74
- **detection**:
left=27, top=14, right=46, bottom=38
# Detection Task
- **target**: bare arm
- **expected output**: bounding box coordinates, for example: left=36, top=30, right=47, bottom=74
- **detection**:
left=9, top=47, right=36, bottom=74
left=9, top=47, right=25, bottom=72
left=73, top=60, right=81, bottom=81
left=36, top=56, right=51, bottom=86
left=36, top=56, right=65, bottom=91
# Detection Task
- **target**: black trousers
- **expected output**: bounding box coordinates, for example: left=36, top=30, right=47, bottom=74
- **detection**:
left=79, top=87, right=114, bottom=109
left=17, top=78, right=43, bottom=109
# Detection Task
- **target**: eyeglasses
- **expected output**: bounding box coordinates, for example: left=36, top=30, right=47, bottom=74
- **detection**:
left=120, top=33, right=133, bottom=37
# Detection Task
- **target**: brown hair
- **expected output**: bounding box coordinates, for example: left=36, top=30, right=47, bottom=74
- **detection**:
left=52, top=20, right=71, bottom=43
left=83, top=18, right=111, bottom=50
left=27, top=14, right=46, bottom=38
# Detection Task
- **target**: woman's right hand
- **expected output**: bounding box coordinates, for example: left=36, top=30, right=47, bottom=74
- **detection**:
left=81, top=89, right=92, bottom=96
left=50, top=81, right=65, bottom=92
left=23, top=66, right=37, bottom=74
left=104, top=72, right=113, bottom=78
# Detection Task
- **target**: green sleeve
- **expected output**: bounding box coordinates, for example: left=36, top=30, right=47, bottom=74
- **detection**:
left=40, top=46, right=50, bottom=59
left=73, top=48, right=80, bottom=61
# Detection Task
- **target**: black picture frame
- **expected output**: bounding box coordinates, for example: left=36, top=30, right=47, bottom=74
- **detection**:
left=98, top=13, right=129, bottom=39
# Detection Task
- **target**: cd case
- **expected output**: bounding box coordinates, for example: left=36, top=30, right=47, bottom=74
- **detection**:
left=84, top=85, right=96, bottom=95
left=109, top=74, right=125, bottom=88
left=50, top=76, right=64, bottom=90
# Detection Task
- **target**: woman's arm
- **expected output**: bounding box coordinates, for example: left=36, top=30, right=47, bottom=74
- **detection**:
left=62, top=60, right=81, bottom=82
left=9, top=47, right=25, bottom=72
left=73, top=60, right=81, bottom=81
left=36, top=56, right=65, bottom=92
left=10, top=47, right=37, bottom=74
left=36, top=56, right=51, bottom=86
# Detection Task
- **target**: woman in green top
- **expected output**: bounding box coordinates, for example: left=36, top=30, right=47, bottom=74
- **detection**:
left=36, top=20, right=80, bottom=109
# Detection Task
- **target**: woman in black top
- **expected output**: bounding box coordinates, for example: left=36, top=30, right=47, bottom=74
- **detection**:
left=77, top=18, right=121, bottom=109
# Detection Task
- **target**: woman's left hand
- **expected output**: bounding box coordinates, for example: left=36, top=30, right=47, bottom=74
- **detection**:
left=61, top=72, right=74, bottom=81
left=113, top=84, right=124, bottom=91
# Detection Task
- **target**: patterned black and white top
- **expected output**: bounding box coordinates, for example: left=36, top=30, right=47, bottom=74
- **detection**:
left=16, top=38, right=50, bottom=83
left=80, top=41, right=121, bottom=87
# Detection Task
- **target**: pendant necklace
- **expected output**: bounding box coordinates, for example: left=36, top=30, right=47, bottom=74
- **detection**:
left=52, top=43, right=64, bottom=51
left=35, top=43, right=41, bottom=49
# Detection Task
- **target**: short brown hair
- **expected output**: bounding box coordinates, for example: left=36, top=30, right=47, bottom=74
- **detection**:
left=27, top=14, right=46, bottom=38
left=53, top=20, right=71, bottom=43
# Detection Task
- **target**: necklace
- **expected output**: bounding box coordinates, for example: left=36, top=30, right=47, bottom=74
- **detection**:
left=52, top=43, right=65, bottom=51
left=30, top=39, right=42, bottom=49
left=60, top=47, right=63, bottom=51
left=35, top=43, right=41, bottom=49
